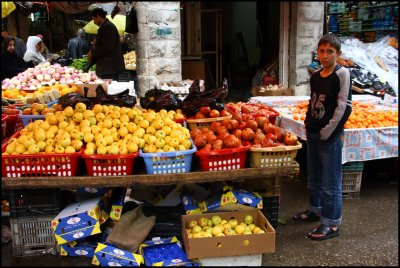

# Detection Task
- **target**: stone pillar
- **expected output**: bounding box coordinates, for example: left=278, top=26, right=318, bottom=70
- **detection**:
left=135, top=2, right=182, bottom=97
left=289, top=2, right=325, bottom=96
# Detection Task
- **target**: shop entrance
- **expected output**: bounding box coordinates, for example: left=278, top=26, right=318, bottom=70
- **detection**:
left=181, top=2, right=282, bottom=98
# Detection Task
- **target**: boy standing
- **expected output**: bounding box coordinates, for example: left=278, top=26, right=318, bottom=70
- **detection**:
left=293, top=33, right=352, bottom=240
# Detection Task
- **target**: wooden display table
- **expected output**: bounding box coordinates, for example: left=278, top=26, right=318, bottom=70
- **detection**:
left=1, top=165, right=299, bottom=189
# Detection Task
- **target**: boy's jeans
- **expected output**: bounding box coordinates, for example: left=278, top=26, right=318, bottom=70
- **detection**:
left=306, top=130, right=343, bottom=226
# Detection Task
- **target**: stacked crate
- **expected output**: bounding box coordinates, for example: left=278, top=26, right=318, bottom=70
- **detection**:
left=342, top=162, right=364, bottom=199
left=8, top=188, right=64, bottom=257
left=143, top=204, right=186, bottom=240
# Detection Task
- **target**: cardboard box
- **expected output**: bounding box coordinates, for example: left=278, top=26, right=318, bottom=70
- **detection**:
left=59, top=232, right=108, bottom=258
left=181, top=210, right=275, bottom=259
left=252, top=86, right=293, bottom=96
left=74, top=83, right=108, bottom=98
left=198, top=185, right=263, bottom=213
left=92, top=243, right=144, bottom=266
left=60, top=242, right=98, bottom=258
left=77, top=187, right=110, bottom=197
left=109, top=188, right=127, bottom=221
left=51, top=197, right=103, bottom=244
left=180, top=184, right=211, bottom=215
left=180, top=190, right=202, bottom=215
left=139, top=237, right=200, bottom=266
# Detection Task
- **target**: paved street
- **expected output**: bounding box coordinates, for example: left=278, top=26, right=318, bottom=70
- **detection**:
left=262, top=158, right=398, bottom=266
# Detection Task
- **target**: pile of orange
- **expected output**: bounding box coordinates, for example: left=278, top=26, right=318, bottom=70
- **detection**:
left=2, top=89, right=27, bottom=99
left=289, top=100, right=398, bottom=128
left=290, top=101, right=309, bottom=121
left=344, top=101, right=398, bottom=129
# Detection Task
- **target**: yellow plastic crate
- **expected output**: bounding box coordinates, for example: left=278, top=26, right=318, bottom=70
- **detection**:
left=250, top=142, right=302, bottom=168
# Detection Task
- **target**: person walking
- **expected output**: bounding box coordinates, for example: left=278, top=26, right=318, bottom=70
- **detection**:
left=87, top=7, right=124, bottom=80
left=2, top=36, right=34, bottom=80
left=293, top=33, right=352, bottom=241
left=23, top=36, right=46, bottom=65
left=66, top=29, right=89, bottom=60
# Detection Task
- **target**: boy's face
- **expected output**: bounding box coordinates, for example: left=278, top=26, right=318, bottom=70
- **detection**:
left=317, top=43, right=342, bottom=69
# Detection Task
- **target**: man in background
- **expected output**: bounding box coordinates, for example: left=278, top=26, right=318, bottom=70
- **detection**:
left=66, top=28, right=89, bottom=60
left=87, top=8, right=124, bottom=80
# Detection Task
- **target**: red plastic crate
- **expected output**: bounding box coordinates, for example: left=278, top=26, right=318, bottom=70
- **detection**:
left=2, top=131, right=83, bottom=177
left=82, top=152, right=139, bottom=176
left=2, top=109, right=23, bottom=137
left=195, top=143, right=251, bottom=171
left=2, top=115, right=8, bottom=139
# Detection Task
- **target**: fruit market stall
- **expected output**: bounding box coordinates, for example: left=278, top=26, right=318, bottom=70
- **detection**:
left=249, top=95, right=399, bottom=164
left=1, top=76, right=302, bottom=265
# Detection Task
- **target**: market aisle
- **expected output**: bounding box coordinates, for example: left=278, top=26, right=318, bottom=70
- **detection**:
left=262, top=161, right=398, bottom=266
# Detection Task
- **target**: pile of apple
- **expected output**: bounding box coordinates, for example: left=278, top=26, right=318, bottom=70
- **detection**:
left=186, top=214, right=266, bottom=238
left=225, top=102, right=298, bottom=148
left=191, top=115, right=298, bottom=151
left=21, top=103, right=63, bottom=115
left=187, top=106, right=231, bottom=120
left=225, top=102, right=278, bottom=119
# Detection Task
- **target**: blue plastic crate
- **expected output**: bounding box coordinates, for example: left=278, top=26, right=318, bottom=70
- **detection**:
left=19, top=114, right=46, bottom=127
left=47, top=100, right=58, bottom=107
left=139, top=142, right=197, bottom=174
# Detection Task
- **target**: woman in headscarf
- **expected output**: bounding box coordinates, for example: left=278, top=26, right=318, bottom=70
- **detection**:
left=2, top=36, right=34, bottom=80
left=23, top=35, right=46, bottom=65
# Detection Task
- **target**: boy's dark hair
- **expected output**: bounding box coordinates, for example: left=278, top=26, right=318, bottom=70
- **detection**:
left=318, top=33, right=341, bottom=51
left=91, top=8, right=107, bottom=18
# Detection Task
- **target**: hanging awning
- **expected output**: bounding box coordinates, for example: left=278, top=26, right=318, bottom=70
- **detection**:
left=2, top=2, right=16, bottom=19
left=14, top=2, right=120, bottom=14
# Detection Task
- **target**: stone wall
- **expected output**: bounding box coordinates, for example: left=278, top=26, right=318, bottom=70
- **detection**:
left=289, top=2, right=325, bottom=96
left=135, top=2, right=182, bottom=97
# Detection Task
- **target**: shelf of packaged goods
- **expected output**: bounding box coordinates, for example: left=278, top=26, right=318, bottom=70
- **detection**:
left=1, top=165, right=299, bottom=189
left=348, top=27, right=398, bottom=32
left=328, top=1, right=398, bottom=14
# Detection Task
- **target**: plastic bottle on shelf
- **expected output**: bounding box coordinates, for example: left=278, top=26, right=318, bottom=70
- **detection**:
left=341, top=2, right=347, bottom=13
left=328, top=15, right=339, bottom=33
left=328, top=2, right=337, bottom=14
left=383, top=6, right=391, bottom=29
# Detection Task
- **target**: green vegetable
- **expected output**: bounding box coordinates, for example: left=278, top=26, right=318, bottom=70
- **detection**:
left=69, top=56, right=95, bottom=71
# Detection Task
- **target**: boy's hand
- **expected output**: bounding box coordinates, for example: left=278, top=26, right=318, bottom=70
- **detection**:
left=87, top=50, right=92, bottom=61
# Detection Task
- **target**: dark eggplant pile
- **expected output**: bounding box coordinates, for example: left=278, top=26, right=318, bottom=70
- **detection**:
left=140, top=88, right=182, bottom=111
left=181, top=78, right=229, bottom=117
left=58, top=92, right=93, bottom=110
left=92, top=86, right=136, bottom=107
